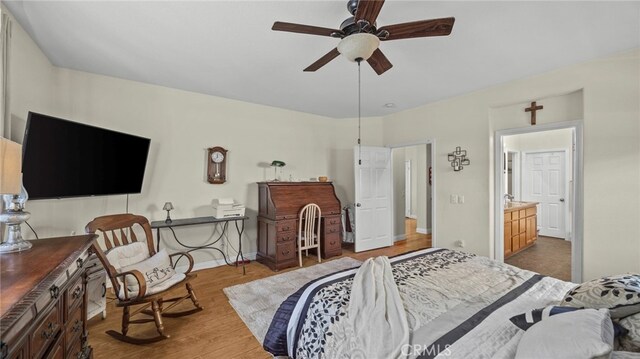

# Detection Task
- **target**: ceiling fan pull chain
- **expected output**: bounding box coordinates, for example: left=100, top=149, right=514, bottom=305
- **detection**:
left=358, top=59, right=362, bottom=166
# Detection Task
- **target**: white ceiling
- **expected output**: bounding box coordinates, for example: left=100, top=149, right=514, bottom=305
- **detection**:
left=5, top=1, right=640, bottom=118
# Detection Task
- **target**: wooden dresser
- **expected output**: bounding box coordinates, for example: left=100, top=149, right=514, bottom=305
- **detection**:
left=257, top=182, right=342, bottom=271
left=0, top=235, right=96, bottom=359
left=504, top=202, right=538, bottom=258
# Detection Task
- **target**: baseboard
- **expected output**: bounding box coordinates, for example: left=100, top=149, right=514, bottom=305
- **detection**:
left=175, top=252, right=257, bottom=273
left=416, top=227, right=431, bottom=234
left=406, top=214, right=418, bottom=219
left=394, top=234, right=407, bottom=241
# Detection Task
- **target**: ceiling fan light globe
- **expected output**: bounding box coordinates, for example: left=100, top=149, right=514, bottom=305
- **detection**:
left=337, top=33, right=380, bottom=62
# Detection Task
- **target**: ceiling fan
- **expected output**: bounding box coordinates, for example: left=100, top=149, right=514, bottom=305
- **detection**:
left=272, top=0, right=455, bottom=75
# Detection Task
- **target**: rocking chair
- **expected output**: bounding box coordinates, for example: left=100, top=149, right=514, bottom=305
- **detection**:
left=86, top=213, right=203, bottom=344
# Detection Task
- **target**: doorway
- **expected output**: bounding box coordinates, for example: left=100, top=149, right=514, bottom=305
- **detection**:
left=390, top=142, right=434, bottom=248
left=495, top=122, right=583, bottom=282
left=353, top=140, right=436, bottom=252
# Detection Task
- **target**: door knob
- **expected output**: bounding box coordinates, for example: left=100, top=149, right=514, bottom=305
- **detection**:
left=559, top=198, right=565, bottom=202
left=356, top=203, right=361, bottom=207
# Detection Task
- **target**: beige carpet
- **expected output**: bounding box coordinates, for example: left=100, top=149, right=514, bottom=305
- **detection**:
left=223, top=257, right=362, bottom=344
left=505, top=236, right=572, bottom=282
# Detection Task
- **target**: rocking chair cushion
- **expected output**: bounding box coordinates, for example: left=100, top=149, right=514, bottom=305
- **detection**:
left=106, top=241, right=151, bottom=271
left=119, top=249, right=176, bottom=292
left=119, top=273, right=187, bottom=299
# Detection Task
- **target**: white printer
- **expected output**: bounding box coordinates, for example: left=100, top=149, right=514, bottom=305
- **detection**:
left=213, top=198, right=246, bottom=218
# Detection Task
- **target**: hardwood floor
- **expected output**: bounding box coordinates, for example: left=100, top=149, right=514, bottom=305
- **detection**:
left=88, top=234, right=432, bottom=359
left=403, top=218, right=431, bottom=244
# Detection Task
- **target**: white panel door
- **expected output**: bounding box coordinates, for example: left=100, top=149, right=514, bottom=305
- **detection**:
left=355, top=146, right=393, bottom=252
left=523, top=151, right=566, bottom=238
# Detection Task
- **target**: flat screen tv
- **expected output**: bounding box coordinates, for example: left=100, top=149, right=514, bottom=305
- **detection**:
left=22, top=112, right=151, bottom=200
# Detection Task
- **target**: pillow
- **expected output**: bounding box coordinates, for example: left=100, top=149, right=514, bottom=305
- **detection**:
left=510, top=306, right=580, bottom=330
left=515, top=308, right=614, bottom=359
left=510, top=306, right=628, bottom=338
left=620, top=313, right=640, bottom=352
left=562, top=274, right=640, bottom=318
left=105, top=241, right=151, bottom=271
left=118, top=249, right=176, bottom=292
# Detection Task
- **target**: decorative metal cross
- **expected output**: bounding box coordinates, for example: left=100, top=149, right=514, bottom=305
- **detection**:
left=524, top=101, right=543, bottom=125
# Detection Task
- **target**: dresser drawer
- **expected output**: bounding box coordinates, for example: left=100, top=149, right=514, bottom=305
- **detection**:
left=65, top=276, right=84, bottom=317
left=276, top=220, right=296, bottom=233
left=276, top=241, right=296, bottom=261
left=324, top=216, right=341, bottom=226
left=31, top=300, right=61, bottom=359
left=44, top=335, right=63, bottom=359
left=323, top=225, right=341, bottom=236
left=324, top=234, right=341, bottom=252
left=65, top=335, right=83, bottom=359
left=65, top=306, right=83, bottom=352
left=276, top=231, right=296, bottom=243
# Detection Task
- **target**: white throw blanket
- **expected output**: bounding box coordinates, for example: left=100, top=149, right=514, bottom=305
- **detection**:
left=324, top=256, right=409, bottom=359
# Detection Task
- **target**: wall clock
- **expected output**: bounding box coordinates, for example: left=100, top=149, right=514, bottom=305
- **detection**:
left=207, top=146, right=228, bottom=184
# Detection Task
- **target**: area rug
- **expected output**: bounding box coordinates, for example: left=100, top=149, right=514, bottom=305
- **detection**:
left=224, top=257, right=362, bottom=344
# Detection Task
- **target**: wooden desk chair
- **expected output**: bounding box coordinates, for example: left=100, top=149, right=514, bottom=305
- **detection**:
left=298, top=203, right=322, bottom=267
left=86, top=213, right=203, bottom=344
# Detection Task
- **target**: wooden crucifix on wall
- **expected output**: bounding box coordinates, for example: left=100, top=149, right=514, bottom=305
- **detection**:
left=525, top=101, right=543, bottom=125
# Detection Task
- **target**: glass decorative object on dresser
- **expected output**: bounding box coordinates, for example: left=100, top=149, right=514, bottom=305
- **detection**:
left=0, top=138, right=32, bottom=253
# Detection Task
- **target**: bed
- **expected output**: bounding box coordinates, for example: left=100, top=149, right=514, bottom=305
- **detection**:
left=263, top=248, right=577, bottom=358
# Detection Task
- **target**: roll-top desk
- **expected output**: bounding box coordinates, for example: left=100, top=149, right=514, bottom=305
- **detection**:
left=0, top=235, right=96, bottom=359
left=257, top=182, right=342, bottom=271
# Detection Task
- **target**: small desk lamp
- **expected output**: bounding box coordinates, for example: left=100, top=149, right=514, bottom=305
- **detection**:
left=163, top=202, right=174, bottom=223
left=0, top=138, right=32, bottom=253
left=270, top=160, right=286, bottom=181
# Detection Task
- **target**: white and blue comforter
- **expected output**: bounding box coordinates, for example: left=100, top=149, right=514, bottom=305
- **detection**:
left=263, top=248, right=574, bottom=359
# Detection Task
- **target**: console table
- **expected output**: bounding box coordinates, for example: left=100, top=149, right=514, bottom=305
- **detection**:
left=256, top=182, right=343, bottom=271
left=0, top=234, right=96, bottom=359
left=151, top=216, right=249, bottom=274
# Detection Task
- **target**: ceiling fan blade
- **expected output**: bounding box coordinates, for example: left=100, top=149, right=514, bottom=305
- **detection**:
left=304, top=48, right=341, bottom=72
left=355, top=0, right=386, bottom=25
left=367, top=48, right=393, bottom=75
left=272, top=21, right=342, bottom=37
left=379, top=17, right=455, bottom=41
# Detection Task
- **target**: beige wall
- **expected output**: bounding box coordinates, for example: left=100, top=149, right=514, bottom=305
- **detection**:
left=382, top=50, right=640, bottom=280
left=3, top=5, right=58, bottom=141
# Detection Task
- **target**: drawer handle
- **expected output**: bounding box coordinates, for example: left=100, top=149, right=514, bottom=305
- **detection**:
left=72, top=286, right=82, bottom=299
left=329, top=229, right=337, bottom=233
left=101, top=283, right=107, bottom=298
left=50, top=285, right=60, bottom=299
left=330, top=220, right=338, bottom=224
left=76, top=258, right=84, bottom=268
left=72, top=319, right=83, bottom=333
left=281, top=226, right=290, bottom=231
left=330, top=241, right=337, bottom=246
left=41, top=322, right=55, bottom=340
left=282, top=249, right=290, bottom=255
